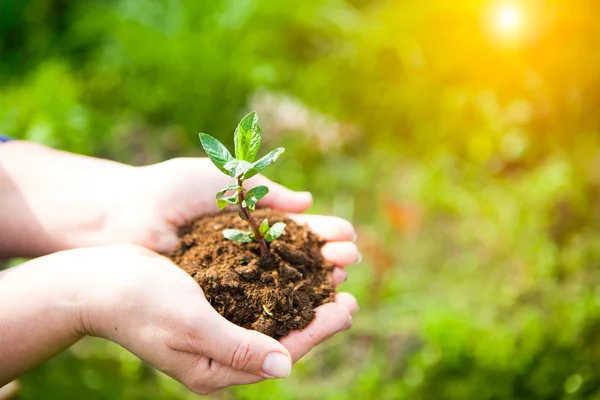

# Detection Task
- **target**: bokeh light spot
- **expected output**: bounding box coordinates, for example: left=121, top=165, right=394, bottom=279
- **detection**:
left=496, top=4, right=523, bottom=33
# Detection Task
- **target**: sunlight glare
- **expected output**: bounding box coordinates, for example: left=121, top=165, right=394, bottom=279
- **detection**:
left=485, top=2, right=529, bottom=46
left=496, top=4, right=522, bottom=33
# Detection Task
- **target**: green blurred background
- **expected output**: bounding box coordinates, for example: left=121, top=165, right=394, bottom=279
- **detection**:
left=3, top=0, right=600, bottom=398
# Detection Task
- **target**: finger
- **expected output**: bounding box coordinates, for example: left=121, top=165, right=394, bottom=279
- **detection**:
left=104, top=243, right=165, bottom=259
left=334, top=292, right=360, bottom=313
left=170, top=304, right=293, bottom=379
left=173, top=351, right=265, bottom=395
left=182, top=293, right=358, bottom=388
left=248, top=176, right=313, bottom=213
left=333, top=268, right=348, bottom=286
left=280, top=292, right=358, bottom=362
left=287, top=214, right=356, bottom=242
left=321, top=242, right=361, bottom=267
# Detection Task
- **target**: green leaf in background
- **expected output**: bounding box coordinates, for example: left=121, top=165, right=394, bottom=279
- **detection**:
left=245, top=147, right=285, bottom=179
left=222, top=229, right=253, bottom=243
left=234, top=111, right=261, bottom=162
left=224, top=159, right=257, bottom=179
left=264, top=222, right=286, bottom=242
left=199, top=133, right=234, bottom=175
left=216, top=184, right=242, bottom=199
left=259, top=219, right=269, bottom=235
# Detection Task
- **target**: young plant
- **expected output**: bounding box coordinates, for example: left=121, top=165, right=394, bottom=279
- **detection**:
left=199, top=111, right=286, bottom=257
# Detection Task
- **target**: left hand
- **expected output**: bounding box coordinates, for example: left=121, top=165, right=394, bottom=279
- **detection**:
left=0, top=143, right=357, bottom=262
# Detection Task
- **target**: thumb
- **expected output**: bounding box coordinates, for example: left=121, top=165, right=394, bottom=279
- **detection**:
left=248, top=175, right=313, bottom=213
left=190, top=305, right=293, bottom=378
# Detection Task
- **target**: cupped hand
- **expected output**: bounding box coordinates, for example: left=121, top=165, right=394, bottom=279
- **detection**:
left=103, top=158, right=361, bottom=393
left=0, top=143, right=350, bottom=260
left=51, top=243, right=357, bottom=394
left=109, top=157, right=317, bottom=252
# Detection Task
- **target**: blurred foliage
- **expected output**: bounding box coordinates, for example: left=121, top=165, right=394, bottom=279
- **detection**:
left=3, top=0, right=600, bottom=398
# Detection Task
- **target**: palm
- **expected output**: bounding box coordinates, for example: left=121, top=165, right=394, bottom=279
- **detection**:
left=130, top=157, right=360, bottom=386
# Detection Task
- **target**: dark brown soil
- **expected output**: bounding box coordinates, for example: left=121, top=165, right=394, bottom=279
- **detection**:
left=167, top=209, right=336, bottom=338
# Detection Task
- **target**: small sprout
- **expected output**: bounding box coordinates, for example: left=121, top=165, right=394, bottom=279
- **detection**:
left=199, top=111, right=287, bottom=258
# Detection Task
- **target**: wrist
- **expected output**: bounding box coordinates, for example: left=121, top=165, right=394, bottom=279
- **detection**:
left=19, top=253, right=89, bottom=338
left=0, top=254, right=86, bottom=382
left=0, top=142, right=136, bottom=257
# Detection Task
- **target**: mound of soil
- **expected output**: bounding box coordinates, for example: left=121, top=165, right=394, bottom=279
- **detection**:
left=167, top=209, right=336, bottom=338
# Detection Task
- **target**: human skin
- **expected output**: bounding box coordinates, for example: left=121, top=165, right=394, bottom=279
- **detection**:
left=0, top=244, right=358, bottom=394
left=0, top=141, right=358, bottom=261
left=0, top=141, right=360, bottom=394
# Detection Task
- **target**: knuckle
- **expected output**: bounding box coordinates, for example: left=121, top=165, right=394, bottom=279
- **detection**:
left=185, top=359, right=225, bottom=394
left=230, top=340, right=255, bottom=371
left=184, top=361, right=216, bottom=395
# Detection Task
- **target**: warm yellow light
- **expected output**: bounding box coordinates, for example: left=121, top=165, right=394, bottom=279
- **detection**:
left=484, top=2, right=529, bottom=46
left=496, top=4, right=523, bottom=33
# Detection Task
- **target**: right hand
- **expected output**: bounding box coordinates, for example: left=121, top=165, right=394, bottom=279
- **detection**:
left=2, top=243, right=357, bottom=394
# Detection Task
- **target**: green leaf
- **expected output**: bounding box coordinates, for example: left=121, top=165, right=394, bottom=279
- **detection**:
left=234, top=111, right=261, bottom=162
left=246, top=185, right=269, bottom=204
left=199, top=133, right=234, bottom=175
left=224, top=159, right=257, bottom=179
left=240, top=199, right=256, bottom=212
left=215, top=195, right=237, bottom=209
left=217, top=199, right=228, bottom=210
left=223, top=229, right=253, bottom=243
left=245, top=147, right=285, bottom=179
left=216, top=184, right=242, bottom=199
left=259, top=219, right=270, bottom=235
left=264, top=222, right=286, bottom=242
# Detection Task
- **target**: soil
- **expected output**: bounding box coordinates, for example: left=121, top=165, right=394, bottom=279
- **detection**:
left=167, top=209, right=336, bottom=338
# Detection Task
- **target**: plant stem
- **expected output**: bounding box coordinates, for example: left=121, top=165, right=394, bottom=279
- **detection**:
left=237, top=178, right=270, bottom=257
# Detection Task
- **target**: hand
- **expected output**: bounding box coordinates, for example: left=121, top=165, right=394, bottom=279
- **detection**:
left=108, top=156, right=319, bottom=252
left=0, top=244, right=359, bottom=394
left=0, top=142, right=361, bottom=394
left=0, top=142, right=349, bottom=258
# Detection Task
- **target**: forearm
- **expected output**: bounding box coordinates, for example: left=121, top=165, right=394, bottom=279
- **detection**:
left=0, top=141, right=135, bottom=258
left=0, top=257, right=83, bottom=384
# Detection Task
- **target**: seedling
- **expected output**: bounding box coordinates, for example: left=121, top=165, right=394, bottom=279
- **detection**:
left=199, top=111, right=286, bottom=257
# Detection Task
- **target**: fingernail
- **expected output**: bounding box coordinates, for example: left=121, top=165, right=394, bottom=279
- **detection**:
left=262, top=352, right=292, bottom=379
left=344, top=315, right=354, bottom=330
left=299, top=191, right=313, bottom=202
left=334, top=268, right=348, bottom=283
left=356, top=252, right=363, bottom=265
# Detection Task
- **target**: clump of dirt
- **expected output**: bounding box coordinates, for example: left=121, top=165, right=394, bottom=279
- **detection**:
left=167, top=209, right=336, bottom=338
